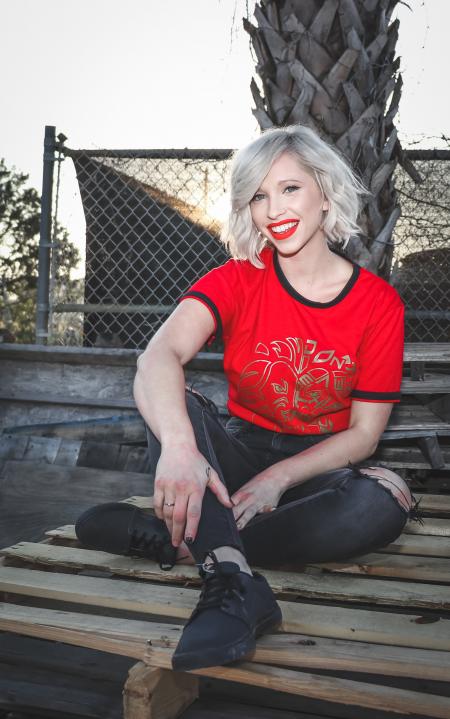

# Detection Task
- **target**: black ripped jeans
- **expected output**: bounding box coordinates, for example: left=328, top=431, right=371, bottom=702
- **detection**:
left=146, top=388, right=421, bottom=567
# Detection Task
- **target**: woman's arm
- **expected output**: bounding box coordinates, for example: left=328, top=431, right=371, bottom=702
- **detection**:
left=231, top=401, right=393, bottom=529
left=134, top=299, right=232, bottom=546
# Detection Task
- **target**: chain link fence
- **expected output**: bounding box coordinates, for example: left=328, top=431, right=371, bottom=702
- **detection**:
left=47, top=141, right=449, bottom=348
left=391, top=150, right=450, bottom=342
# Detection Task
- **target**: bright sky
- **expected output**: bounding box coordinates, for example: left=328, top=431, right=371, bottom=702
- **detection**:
left=1, top=0, right=449, bottom=251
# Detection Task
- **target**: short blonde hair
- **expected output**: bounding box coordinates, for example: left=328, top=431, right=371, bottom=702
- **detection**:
left=221, top=125, right=366, bottom=267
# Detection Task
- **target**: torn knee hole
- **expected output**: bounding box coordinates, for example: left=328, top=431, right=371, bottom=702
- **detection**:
left=376, top=478, right=412, bottom=512
left=358, top=468, right=414, bottom=513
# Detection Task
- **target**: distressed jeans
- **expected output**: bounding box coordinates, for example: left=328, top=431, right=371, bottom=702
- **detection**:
left=146, top=388, right=421, bottom=567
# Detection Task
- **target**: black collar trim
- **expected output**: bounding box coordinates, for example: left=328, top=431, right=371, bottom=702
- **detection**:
left=273, top=252, right=360, bottom=309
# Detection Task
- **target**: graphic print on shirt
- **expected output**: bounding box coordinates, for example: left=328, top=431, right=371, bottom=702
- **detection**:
left=237, top=336, right=357, bottom=433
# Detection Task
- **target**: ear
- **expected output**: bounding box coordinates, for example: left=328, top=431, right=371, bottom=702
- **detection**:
left=322, top=198, right=330, bottom=211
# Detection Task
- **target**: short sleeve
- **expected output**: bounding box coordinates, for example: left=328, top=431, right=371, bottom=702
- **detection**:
left=351, top=289, right=404, bottom=403
left=179, top=259, right=241, bottom=341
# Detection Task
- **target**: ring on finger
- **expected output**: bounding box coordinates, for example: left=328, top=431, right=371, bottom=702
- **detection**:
left=164, top=501, right=175, bottom=508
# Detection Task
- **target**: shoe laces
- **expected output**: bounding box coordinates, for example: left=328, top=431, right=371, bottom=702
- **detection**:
left=193, top=552, right=245, bottom=615
left=129, top=529, right=174, bottom=570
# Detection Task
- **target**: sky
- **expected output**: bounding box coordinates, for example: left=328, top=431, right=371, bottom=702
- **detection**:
left=1, top=0, right=449, bottom=254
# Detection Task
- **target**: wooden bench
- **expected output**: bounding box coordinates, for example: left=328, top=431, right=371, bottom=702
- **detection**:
left=1, top=342, right=450, bottom=473
left=1, top=495, right=450, bottom=719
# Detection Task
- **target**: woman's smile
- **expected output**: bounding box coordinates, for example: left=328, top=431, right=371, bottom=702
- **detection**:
left=267, top=219, right=300, bottom=240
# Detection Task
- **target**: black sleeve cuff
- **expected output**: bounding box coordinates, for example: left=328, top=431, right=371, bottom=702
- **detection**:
left=180, top=292, right=223, bottom=340
left=350, top=389, right=401, bottom=401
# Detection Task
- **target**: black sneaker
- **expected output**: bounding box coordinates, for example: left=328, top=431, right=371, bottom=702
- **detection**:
left=75, top=502, right=176, bottom=570
left=172, top=551, right=282, bottom=670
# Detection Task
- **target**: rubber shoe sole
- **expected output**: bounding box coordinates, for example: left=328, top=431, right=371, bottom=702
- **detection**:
left=172, top=606, right=282, bottom=671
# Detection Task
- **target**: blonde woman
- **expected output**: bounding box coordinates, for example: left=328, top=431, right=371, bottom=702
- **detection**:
left=76, top=125, right=419, bottom=672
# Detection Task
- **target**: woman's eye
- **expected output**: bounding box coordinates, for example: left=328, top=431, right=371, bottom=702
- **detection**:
left=251, top=193, right=265, bottom=202
left=284, top=185, right=299, bottom=194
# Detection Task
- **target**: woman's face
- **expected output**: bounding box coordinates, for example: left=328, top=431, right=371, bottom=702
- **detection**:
left=250, top=152, right=329, bottom=256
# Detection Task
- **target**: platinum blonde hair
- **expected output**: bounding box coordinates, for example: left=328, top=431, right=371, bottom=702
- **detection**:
left=221, top=125, right=367, bottom=267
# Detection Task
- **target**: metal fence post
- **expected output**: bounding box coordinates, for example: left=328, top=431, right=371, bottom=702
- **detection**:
left=35, top=125, right=56, bottom=344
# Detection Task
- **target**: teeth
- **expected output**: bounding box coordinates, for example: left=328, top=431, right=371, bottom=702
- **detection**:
left=271, top=221, right=298, bottom=234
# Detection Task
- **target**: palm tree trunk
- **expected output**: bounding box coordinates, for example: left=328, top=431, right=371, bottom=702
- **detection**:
left=245, top=0, right=420, bottom=277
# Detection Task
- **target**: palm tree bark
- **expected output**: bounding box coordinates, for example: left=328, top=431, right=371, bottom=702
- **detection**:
left=245, top=0, right=418, bottom=277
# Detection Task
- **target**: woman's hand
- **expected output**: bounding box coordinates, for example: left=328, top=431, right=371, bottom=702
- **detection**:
left=153, top=442, right=232, bottom=547
left=231, top=468, right=285, bottom=530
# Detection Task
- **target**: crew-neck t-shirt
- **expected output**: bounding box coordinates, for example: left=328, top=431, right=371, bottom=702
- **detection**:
left=180, top=248, right=404, bottom=435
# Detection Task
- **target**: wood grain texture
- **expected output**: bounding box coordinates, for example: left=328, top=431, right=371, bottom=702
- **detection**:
left=4, top=539, right=450, bottom=591
left=1, top=565, right=449, bottom=651
left=1, top=342, right=449, bottom=365
left=2, top=544, right=450, bottom=612
left=2, top=603, right=450, bottom=682
left=123, top=663, right=198, bottom=719
left=147, top=655, right=450, bottom=719
left=1, top=603, right=450, bottom=717
left=315, top=552, right=450, bottom=583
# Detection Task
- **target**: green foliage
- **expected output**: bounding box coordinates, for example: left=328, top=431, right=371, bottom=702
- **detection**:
left=0, top=158, right=80, bottom=342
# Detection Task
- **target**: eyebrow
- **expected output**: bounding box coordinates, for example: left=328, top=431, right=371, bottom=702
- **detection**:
left=256, top=178, right=304, bottom=191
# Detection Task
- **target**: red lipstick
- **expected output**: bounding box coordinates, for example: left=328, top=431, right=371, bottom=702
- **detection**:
left=267, top=219, right=299, bottom=241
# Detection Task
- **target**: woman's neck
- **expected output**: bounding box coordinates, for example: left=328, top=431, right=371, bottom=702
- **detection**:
left=276, top=242, right=341, bottom=284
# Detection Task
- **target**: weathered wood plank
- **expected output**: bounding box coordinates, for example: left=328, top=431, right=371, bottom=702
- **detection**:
left=0, top=567, right=450, bottom=651
left=39, top=542, right=450, bottom=608
left=401, top=374, right=450, bottom=394
left=9, top=433, right=450, bottom=473
left=404, top=343, right=450, bottom=362
left=0, top=403, right=141, bottom=434
left=1, top=460, right=150, bottom=492
left=158, top=659, right=450, bottom=719
left=4, top=415, right=146, bottom=443
left=0, top=434, right=149, bottom=472
left=1, top=342, right=449, bottom=366
left=1, top=390, right=137, bottom=410
left=357, top=533, right=450, bottom=558
left=3, top=387, right=450, bottom=416
left=0, top=602, right=151, bottom=659
left=2, top=605, right=450, bottom=717
left=0, top=361, right=227, bottom=408
left=316, top=552, right=450, bottom=583
left=2, top=552, right=450, bottom=619
left=415, top=493, right=450, bottom=515
left=7, top=538, right=450, bottom=586
left=0, top=677, right=123, bottom=719
left=123, top=663, right=198, bottom=719
left=373, top=444, right=450, bottom=471
left=0, top=631, right=135, bottom=683
left=0, top=343, right=222, bottom=370
left=404, top=518, right=450, bottom=537
left=2, top=602, right=450, bottom=682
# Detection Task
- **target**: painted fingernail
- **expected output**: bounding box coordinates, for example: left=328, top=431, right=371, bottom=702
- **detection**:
left=185, top=536, right=193, bottom=545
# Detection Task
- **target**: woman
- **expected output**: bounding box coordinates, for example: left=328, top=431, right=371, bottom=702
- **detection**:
left=76, top=125, right=419, bottom=672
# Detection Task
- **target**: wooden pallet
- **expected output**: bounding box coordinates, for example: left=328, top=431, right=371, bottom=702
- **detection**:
left=1, top=496, right=450, bottom=719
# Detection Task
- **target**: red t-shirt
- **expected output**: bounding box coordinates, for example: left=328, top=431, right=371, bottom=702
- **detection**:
left=181, top=248, right=404, bottom=435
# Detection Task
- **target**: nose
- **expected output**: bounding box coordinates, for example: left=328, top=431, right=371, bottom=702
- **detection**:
left=267, top=194, right=285, bottom=220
